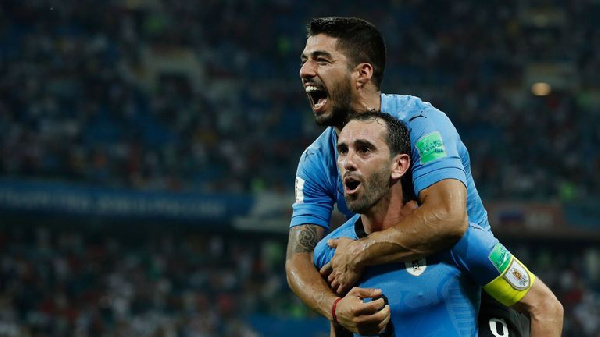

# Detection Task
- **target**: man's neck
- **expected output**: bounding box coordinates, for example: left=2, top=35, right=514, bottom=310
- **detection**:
left=360, top=186, right=416, bottom=235
left=334, top=91, right=382, bottom=135
left=359, top=89, right=382, bottom=112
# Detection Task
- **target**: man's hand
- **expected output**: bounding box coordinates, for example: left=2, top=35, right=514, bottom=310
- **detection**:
left=324, top=237, right=363, bottom=295
left=334, top=287, right=390, bottom=335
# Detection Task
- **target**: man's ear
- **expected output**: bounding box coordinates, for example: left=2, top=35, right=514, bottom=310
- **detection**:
left=391, top=154, right=410, bottom=180
left=355, top=62, right=374, bottom=88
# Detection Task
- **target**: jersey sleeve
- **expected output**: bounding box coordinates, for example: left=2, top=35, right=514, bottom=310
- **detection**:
left=451, top=225, right=536, bottom=307
left=408, top=108, right=467, bottom=195
left=290, top=145, right=336, bottom=229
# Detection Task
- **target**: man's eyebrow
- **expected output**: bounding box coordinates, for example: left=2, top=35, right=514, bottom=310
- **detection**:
left=300, top=50, right=333, bottom=61
left=354, top=139, right=375, bottom=148
left=337, top=139, right=376, bottom=150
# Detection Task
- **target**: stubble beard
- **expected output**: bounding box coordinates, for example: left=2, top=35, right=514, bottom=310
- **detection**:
left=314, top=77, right=355, bottom=128
left=346, top=165, right=391, bottom=214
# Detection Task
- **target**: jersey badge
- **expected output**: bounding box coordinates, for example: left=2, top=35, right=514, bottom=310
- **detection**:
left=488, top=243, right=511, bottom=273
left=503, top=259, right=531, bottom=290
left=415, top=131, right=447, bottom=164
left=405, top=258, right=427, bottom=276
left=294, top=177, right=305, bottom=204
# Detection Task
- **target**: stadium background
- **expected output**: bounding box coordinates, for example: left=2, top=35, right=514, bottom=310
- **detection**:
left=0, top=0, right=599, bottom=336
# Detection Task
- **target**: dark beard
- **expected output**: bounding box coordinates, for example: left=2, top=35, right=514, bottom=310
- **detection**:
left=315, top=104, right=351, bottom=128
left=315, top=79, right=355, bottom=128
left=346, top=165, right=391, bottom=214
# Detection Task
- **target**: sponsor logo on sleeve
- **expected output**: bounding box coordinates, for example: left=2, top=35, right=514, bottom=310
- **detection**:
left=488, top=243, right=511, bottom=273
left=294, top=177, right=305, bottom=204
left=415, top=131, right=447, bottom=164
left=405, top=258, right=427, bottom=276
left=503, top=259, right=531, bottom=290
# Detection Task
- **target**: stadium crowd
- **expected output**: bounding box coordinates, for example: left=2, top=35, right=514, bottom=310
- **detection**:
left=0, top=227, right=597, bottom=337
left=0, top=0, right=599, bottom=336
left=1, top=0, right=599, bottom=200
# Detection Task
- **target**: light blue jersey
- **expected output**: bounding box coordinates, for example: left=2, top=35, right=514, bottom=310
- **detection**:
left=314, top=218, right=531, bottom=337
left=291, top=94, right=489, bottom=230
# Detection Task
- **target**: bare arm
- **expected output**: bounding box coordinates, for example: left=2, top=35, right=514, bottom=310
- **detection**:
left=355, top=179, right=467, bottom=264
left=285, top=224, right=390, bottom=334
left=328, top=179, right=468, bottom=293
left=513, top=277, right=564, bottom=337
left=285, top=224, right=339, bottom=319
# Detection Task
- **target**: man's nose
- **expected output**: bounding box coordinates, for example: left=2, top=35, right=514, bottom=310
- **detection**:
left=300, top=60, right=316, bottom=78
left=341, top=152, right=357, bottom=171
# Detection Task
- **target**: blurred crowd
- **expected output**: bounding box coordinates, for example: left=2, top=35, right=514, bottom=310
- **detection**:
left=0, top=226, right=298, bottom=337
left=0, top=226, right=597, bottom=337
left=0, top=0, right=599, bottom=200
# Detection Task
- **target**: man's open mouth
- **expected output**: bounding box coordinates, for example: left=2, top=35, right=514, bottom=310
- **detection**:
left=305, top=85, right=328, bottom=111
left=344, top=176, right=361, bottom=194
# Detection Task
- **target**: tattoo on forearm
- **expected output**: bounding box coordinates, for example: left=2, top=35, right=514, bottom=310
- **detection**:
left=287, top=225, right=320, bottom=259
left=298, top=226, right=318, bottom=251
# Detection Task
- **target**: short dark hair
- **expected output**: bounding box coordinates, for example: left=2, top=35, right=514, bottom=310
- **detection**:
left=346, top=111, right=410, bottom=157
left=345, top=111, right=415, bottom=202
left=307, top=17, right=386, bottom=89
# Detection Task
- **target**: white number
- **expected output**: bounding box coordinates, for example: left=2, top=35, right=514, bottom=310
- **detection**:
left=489, top=318, right=508, bottom=337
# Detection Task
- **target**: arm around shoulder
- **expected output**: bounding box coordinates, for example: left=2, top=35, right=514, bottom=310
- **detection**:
left=353, top=178, right=468, bottom=267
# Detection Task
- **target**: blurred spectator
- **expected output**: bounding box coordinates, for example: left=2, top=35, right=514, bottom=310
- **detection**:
left=0, top=0, right=599, bottom=199
left=0, top=226, right=597, bottom=336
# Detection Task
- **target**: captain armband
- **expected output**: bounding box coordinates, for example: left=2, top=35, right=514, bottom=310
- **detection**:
left=483, top=243, right=535, bottom=307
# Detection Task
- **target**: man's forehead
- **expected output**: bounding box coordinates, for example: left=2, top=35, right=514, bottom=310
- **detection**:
left=340, top=119, right=386, bottom=143
left=303, top=34, right=339, bottom=54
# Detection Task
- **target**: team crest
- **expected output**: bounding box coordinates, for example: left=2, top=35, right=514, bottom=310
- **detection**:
left=503, top=259, right=530, bottom=290
left=405, top=258, right=427, bottom=276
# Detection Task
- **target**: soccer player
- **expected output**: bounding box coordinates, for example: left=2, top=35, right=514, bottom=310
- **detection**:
left=285, top=17, right=535, bottom=336
left=313, top=111, right=563, bottom=336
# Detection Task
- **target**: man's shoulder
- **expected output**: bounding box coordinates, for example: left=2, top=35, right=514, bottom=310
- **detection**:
left=327, top=216, right=360, bottom=239
left=314, top=216, right=359, bottom=267
left=315, top=216, right=359, bottom=250
left=297, top=127, right=337, bottom=176
left=381, top=93, right=449, bottom=124
left=300, top=127, right=336, bottom=161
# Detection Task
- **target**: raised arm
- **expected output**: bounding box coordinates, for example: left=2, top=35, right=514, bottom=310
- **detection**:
left=327, top=179, right=468, bottom=293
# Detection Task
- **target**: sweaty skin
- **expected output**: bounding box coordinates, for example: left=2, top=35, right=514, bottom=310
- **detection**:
left=327, top=179, right=468, bottom=294
left=285, top=225, right=339, bottom=319
left=287, top=29, right=467, bottom=327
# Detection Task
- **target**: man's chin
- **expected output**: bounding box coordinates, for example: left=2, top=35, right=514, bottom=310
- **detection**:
left=345, top=198, right=362, bottom=213
left=314, top=112, right=334, bottom=126
left=314, top=108, right=347, bottom=127
left=347, top=204, right=366, bottom=214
